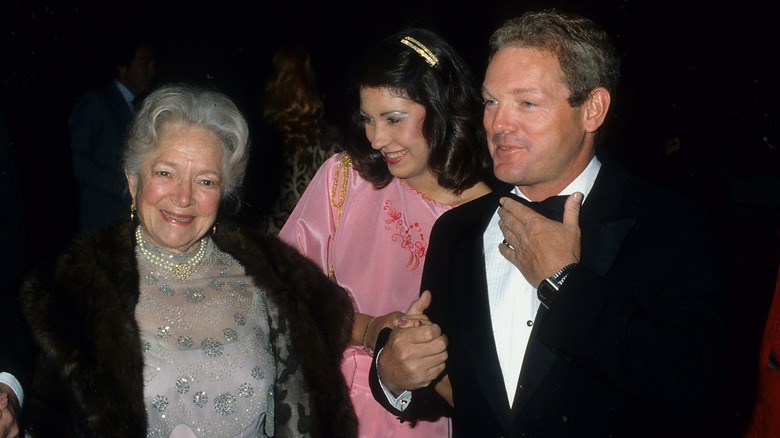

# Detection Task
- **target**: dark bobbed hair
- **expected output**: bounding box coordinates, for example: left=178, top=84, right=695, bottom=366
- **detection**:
left=489, top=9, right=620, bottom=107
left=345, top=28, right=491, bottom=193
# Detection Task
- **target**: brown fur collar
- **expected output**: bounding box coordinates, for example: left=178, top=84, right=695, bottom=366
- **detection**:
left=20, top=221, right=357, bottom=437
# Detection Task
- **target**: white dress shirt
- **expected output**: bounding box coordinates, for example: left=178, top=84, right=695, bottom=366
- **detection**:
left=484, top=156, right=601, bottom=406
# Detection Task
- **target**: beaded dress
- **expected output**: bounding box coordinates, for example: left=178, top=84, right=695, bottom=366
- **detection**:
left=135, top=229, right=275, bottom=437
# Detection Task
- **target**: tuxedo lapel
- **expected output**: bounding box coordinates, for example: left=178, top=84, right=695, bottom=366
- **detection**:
left=579, top=161, right=637, bottom=276
left=454, top=194, right=515, bottom=423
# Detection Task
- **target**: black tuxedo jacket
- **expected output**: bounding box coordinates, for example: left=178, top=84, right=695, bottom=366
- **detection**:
left=373, top=157, right=728, bottom=437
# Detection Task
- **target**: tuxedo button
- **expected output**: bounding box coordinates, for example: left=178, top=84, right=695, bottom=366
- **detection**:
left=526, top=320, right=533, bottom=327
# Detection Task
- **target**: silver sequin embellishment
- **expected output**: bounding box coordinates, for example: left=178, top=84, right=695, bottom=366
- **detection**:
left=193, top=391, right=208, bottom=408
left=178, top=335, right=194, bottom=349
left=234, top=313, right=246, bottom=326
left=160, top=284, right=175, bottom=296
left=156, top=326, right=172, bottom=339
left=223, top=328, right=238, bottom=342
left=219, top=268, right=230, bottom=277
left=251, top=365, right=265, bottom=381
left=235, top=280, right=248, bottom=291
left=208, top=278, right=224, bottom=290
left=214, top=393, right=237, bottom=416
left=201, top=337, right=224, bottom=357
left=185, top=287, right=205, bottom=303
left=141, top=339, right=151, bottom=352
left=152, top=395, right=169, bottom=412
left=238, top=383, right=254, bottom=398
left=145, top=275, right=159, bottom=285
left=176, top=378, right=190, bottom=394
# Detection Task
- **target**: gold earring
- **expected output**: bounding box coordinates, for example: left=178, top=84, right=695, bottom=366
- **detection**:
left=130, top=202, right=136, bottom=221
left=212, top=222, right=217, bottom=235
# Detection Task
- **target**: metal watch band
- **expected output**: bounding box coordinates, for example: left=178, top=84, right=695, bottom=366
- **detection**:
left=537, top=263, right=579, bottom=308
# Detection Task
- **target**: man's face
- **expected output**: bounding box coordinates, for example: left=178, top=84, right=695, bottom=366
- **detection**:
left=119, top=44, right=156, bottom=96
left=482, top=46, right=594, bottom=200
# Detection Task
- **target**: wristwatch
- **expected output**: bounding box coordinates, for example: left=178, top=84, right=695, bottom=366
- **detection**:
left=537, top=263, right=578, bottom=308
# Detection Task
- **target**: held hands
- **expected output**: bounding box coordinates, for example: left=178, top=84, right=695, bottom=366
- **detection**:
left=360, top=311, right=405, bottom=354
left=378, top=291, right=448, bottom=396
left=498, top=192, right=583, bottom=286
left=0, top=385, right=21, bottom=438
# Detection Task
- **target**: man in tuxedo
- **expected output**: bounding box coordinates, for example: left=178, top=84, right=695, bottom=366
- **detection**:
left=69, top=36, right=155, bottom=233
left=371, top=9, right=728, bottom=436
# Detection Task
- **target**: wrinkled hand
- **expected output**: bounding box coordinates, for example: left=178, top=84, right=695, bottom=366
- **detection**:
left=378, top=291, right=448, bottom=395
left=498, top=192, right=583, bottom=286
left=0, top=386, right=21, bottom=438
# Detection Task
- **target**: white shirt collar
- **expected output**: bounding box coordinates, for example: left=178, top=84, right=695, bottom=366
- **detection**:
left=514, top=155, right=601, bottom=202
left=113, top=79, right=136, bottom=110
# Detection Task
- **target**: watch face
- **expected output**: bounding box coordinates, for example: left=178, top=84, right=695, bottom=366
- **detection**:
left=537, top=280, right=557, bottom=308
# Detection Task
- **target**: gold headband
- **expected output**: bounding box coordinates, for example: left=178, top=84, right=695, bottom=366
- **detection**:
left=400, top=36, right=439, bottom=67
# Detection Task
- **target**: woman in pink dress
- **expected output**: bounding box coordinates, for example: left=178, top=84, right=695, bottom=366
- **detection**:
left=279, top=28, right=493, bottom=437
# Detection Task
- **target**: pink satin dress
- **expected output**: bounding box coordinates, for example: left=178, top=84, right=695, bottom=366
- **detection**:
left=280, top=152, right=452, bottom=437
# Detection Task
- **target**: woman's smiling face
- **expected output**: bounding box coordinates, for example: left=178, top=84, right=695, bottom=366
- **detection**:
left=359, top=86, right=437, bottom=190
left=126, top=122, right=224, bottom=254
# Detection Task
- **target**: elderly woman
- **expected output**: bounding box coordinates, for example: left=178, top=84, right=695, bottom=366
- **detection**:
left=19, top=84, right=357, bottom=437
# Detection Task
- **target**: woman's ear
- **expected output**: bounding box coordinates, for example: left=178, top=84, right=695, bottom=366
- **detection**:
left=125, top=170, right=138, bottom=198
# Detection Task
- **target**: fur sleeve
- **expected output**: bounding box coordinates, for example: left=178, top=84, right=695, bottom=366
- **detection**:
left=19, top=223, right=147, bottom=437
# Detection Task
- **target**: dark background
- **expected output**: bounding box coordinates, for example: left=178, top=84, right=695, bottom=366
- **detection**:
left=2, top=0, right=778, bottom=260
left=2, top=0, right=778, bottom=251
left=1, top=0, right=779, bottom=433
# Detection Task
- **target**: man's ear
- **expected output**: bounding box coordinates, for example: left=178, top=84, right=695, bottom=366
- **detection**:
left=583, top=87, right=611, bottom=133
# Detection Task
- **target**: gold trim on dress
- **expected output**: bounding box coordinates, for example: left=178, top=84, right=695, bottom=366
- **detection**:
left=329, top=154, right=352, bottom=278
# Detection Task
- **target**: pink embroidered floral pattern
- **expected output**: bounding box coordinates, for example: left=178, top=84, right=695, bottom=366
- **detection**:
left=383, top=200, right=426, bottom=271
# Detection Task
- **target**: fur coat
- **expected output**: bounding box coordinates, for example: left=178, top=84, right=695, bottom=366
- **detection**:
left=19, top=221, right=357, bottom=437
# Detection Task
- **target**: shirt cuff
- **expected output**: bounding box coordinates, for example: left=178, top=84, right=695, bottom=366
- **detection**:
left=375, top=348, right=412, bottom=411
left=0, top=372, right=23, bottom=408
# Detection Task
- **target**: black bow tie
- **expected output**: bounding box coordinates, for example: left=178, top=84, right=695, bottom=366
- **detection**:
left=505, top=192, right=568, bottom=222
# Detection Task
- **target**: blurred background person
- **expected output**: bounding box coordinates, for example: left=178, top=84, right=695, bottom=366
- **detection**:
left=245, top=44, right=342, bottom=234
left=20, top=84, right=356, bottom=437
left=68, top=34, right=156, bottom=234
left=279, top=29, right=493, bottom=437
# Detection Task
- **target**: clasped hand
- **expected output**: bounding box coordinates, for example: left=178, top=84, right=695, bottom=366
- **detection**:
left=377, top=291, right=448, bottom=396
left=497, top=192, right=583, bottom=286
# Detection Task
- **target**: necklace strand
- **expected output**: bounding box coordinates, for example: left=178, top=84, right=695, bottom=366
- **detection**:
left=135, top=226, right=207, bottom=280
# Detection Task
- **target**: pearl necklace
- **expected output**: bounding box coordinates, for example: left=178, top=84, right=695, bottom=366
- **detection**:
left=135, top=226, right=207, bottom=280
